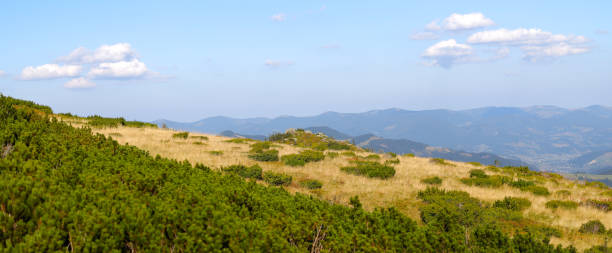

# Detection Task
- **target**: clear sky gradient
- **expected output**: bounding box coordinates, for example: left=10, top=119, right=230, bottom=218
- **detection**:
left=1, top=1, right=610, bottom=121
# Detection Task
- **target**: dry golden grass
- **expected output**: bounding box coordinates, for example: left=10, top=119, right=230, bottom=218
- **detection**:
left=86, top=124, right=611, bottom=250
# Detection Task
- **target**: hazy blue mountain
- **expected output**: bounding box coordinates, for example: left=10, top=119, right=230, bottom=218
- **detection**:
left=570, top=149, right=612, bottom=174
left=218, top=130, right=266, bottom=141
left=154, top=105, right=612, bottom=173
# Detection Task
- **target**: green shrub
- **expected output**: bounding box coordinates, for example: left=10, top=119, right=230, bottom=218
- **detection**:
left=86, top=115, right=157, bottom=128
left=526, top=186, right=551, bottom=196
left=281, top=150, right=325, bottom=166
left=585, top=246, right=612, bottom=253
left=341, top=151, right=357, bottom=157
left=585, top=199, right=611, bottom=212
left=263, top=171, right=292, bottom=186
left=326, top=152, right=339, bottom=159
left=341, top=161, right=395, bottom=179
left=586, top=181, right=609, bottom=189
left=225, top=138, right=250, bottom=144
left=461, top=175, right=511, bottom=188
left=579, top=220, right=606, bottom=234
left=327, top=141, right=351, bottom=150
left=470, top=169, right=488, bottom=178
left=222, top=164, right=263, bottom=179
left=209, top=150, right=223, bottom=156
left=602, top=190, right=612, bottom=197
left=467, top=161, right=482, bottom=166
left=300, top=179, right=323, bottom=189
left=192, top=141, right=205, bottom=145
left=384, top=158, right=400, bottom=165
left=485, top=166, right=500, bottom=172
left=172, top=132, right=189, bottom=139
left=421, top=176, right=442, bottom=185
left=365, top=154, right=380, bottom=160
left=509, top=179, right=535, bottom=189
left=403, top=153, right=415, bottom=157
left=190, top=135, right=209, bottom=140
left=387, top=152, right=397, bottom=158
left=493, top=197, right=531, bottom=211
left=430, top=158, right=455, bottom=166
left=545, top=200, right=578, bottom=210
left=248, top=149, right=279, bottom=162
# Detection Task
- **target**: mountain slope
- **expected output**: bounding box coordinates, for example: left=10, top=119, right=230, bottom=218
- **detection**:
left=155, top=105, right=612, bottom=173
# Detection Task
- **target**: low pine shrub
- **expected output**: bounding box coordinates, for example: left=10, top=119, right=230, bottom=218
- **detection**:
left=365, top=154, right=380, bottom=160
left=281, top=150, right=325, bottom=166
left=190, top=135, right=209, bottom=140
left=341, top=161, right=395, bottom=179
left=326, top=152, right=339, bottom=159
left=209, top=150, right=223, bottom=156
left=248, top=149, right=279, bottom=162
left=387, top=152, right=397, bottom=158
left=584, top=199, right=611, bottom=212
left=300, top=179, right=323, bottom=189
left=263, top=171, right=292, bottom=186
left=467, top=161, right=482, bottom=166
left=460, top=175, right=511, bottom=188
left=555, top=190, right=571, bottom=198
left=172, top=132, right=189, bottom=139
left=327, top=141, right=351, bottom=150
left=341, top=151, right=357, bottom=157
left=192, top=141, right=205, bottom=145
left=579, top=220, right=606, bottom=234
left=384, top=159, right=400, bottom=165
left=221, top=164, right=263, bottom=179
left=493, top=197, right=531, bottom=211
left=545, top=200, right=578, bottom=210
left=525, top=186, right=551, bottom=196
left=470, top=169, right=488, bottom=178
left=225, top=138, right=250, bottom=144
left=421, top=176, right=442, bottom=185
left=430, top=158, right=455, bottom=167
left=403, top=153, right=415, bottom=157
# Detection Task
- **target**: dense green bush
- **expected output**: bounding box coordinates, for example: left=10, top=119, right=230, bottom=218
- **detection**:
left=172, top=131, right=189, bottom=139
left=467, top=161, right=482, bottom=166
left=364, top=154, right=380, bottom=160
left=545, top=200, right=578, bottom=210
left=384, top=158, right=400, bottom=165
left=470, top=169, right=488, bottom=178
left=387, top=152, right=397, bottom=158
left=300, top=179, right=323, bottom=189
left=493, top=197, right=531, bottom=211
left=221, top=164, right=263, bottom=179
left=86, top=115, right=157, bottom=128
left=209, top=150, right=223, bottom=155
left=461, top=175, right=511, bottom=188
left=556, top=190, right=572, bottom=198
left=403, top=153, right=415, bottom=157
left=327, top=141, right=352, bottom=150
left=190, top=135, right=209, bottom=140
left=263, top=171, right=292, bottom=186
left=281, top=150, right=324, bottom=166
left=248, top=149, right=279, bottom=162
left=326, top=151, right=339, bottom=159
left=579, top=220, right=606, bottom=234
left=430, top=158, right=455, bottom=166
left=341, top=161, right=395, bottom=179
left=585, top=199, right=611, bottom=212
left=341, top=151, right=357, bottom=157
left=0, top=95, right=580, bottom=252
left=421, top=176, right=442, bottom=185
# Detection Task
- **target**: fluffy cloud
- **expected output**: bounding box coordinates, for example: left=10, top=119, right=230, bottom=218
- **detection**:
left=264, top=59, right=294, bottom=68
left=64, top=77, right=95, bottom=89
left=58, top=43, right=135, bottom=64
left=522, top=43, right=589, bottom=61
left=20, top=64, right=82, bottom=80
left=88, top=59, right=148, bottom=79
left=422, top=39, right=473, bottom=68
left=427, top=13, right=494, bottom=31
left=271, top=13, right=286, bottom=22
left=467, top=28, right=587, bottom=45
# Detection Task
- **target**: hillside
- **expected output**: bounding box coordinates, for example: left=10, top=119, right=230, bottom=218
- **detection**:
left=2, top=95, right=611, bottom=251
left=571, top=149, right=612, bottom=175
left=155, top=105, right=612, bottom=173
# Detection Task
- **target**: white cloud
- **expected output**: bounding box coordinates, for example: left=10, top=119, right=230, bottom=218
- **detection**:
left=88, top=59, right=148, bottom=79
left=59, top=43, right=136, bottom=64
left=20, top=64, right=82, bottom=80
left=264, top=59, right=294, bottom=68
left=522, top=43, right=589, bottom=62
left=467, top=28, right=587, bottom=45
left=427, top=13, right=494, bottom=31
left=64, top=77, right=96, bottom=89
left=410, top=31, right=439, bottom=40
left=422, top=39, right=473, bottom=68
left=271, top=13, right=286, bottom=22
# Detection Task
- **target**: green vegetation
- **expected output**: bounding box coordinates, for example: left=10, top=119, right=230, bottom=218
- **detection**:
left=341, top=161, right=396, bottom=179
left=172, top=131, right=189, bottom=139
left=387, top=152, right=397, bottom=158
left=300, top=179, right=323, bottom=190
left=341, top=151, right=357, bottom=157
left=421, top=176, right=443, bottom=185
left=221, top=164, right=263, bottom=179
left=192, top=141, right=205, bottom=145
left=268, top=130, right=352, bottom=151
left=0, top=95, right=581, bottom=251
left=467, top=161, right=482, bottom=166
left=280, top=150, right=325, bottom=166
left=224, top=138, right=250, bottom=144
left=190, top=135, right=209, bottom=140
left=209, top=150, right=223, bottom=155
left=403, top=153, right=415, bottom=157
left=493, top=197, right=532, bottom=211
left=248, top=141, right=279, bottom=162
left=585, top=199, right=611, bottom=212
left=556, top=190, right=572, bottom=198
left=579, top=220, right=606, bottom=234
left=263, top=171, right=292, bottom=186
left=326, top=151, right=339, bottom=159
left=364, top=154, right=380, bottom=160
left=461, top=170, right=551, bottom=195
left=384, top=158, right=400, bottom=165
left=545, top=200, right=579, bottom=210
left=430, top=157, right=455, bottom=166
left=86, top=115, right=157, bottom=128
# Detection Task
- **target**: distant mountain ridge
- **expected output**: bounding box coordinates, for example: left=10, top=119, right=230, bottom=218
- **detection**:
left=155, top=105, right=612, bottom=173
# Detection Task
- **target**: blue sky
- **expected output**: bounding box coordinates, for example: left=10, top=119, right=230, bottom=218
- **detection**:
left=1, top=1, right=610, bottom=121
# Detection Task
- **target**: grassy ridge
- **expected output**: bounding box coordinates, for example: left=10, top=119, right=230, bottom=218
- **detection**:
left=0, top=95, right=585, bottom=252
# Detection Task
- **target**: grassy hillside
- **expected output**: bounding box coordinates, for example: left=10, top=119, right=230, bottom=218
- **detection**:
left=0, top=94, right=609, bottom=252
left=82, top=123, right=612, bottom=251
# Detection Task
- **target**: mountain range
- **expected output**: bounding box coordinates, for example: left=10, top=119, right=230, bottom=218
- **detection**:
left=155, top=105, right=612, bottom=174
